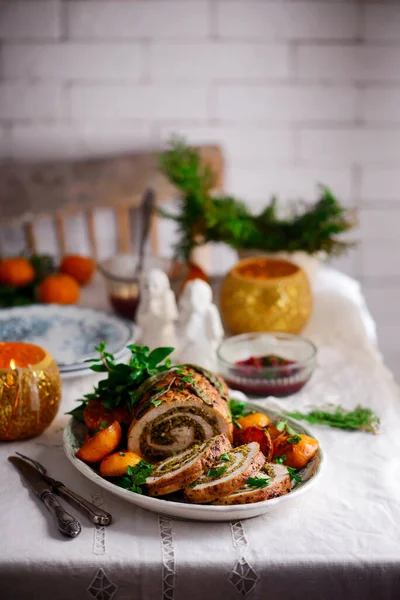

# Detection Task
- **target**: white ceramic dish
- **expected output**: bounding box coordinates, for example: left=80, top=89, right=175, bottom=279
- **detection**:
left=0, top=305, right=134, bottom=371
left=64, top=402, right=324, bottom=522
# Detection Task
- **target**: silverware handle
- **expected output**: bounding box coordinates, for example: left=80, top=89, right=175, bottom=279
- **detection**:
left=56, top=484, right=112, bottom=526
left=41, top=491, right=81, bottom=538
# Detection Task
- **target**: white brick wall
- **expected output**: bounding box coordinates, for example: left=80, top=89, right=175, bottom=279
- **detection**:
left=0, top=0, right=399, bottom=379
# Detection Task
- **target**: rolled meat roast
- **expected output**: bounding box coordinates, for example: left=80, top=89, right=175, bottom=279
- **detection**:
left=128, top=365, right=233, bottom=462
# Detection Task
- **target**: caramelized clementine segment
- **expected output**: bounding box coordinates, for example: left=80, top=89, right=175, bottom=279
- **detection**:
left=76, top=421, right=122, bottom=463
left=273, top=433, right=319, bottom=469
left=236, top=412, right=270, bottom=430
left=100, top=451, right=142, bottom=477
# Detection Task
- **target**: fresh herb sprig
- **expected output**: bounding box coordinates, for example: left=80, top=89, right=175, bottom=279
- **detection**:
left=276, top=420, right=301, bottom=444
left=159, top=139, right=357, bottom=261
left=229, top=399, right=255, bottom=429
left=68, top=343, right=174, bottom=420
left=287, top=467, right=302, bottom=483
left=207, top=466, right=228, bottom=478
left=220, top=453, right=230, bottom=461
left=246, top=477, right=270, bottom=489
left=286, top=405, right=380, bottom=434
left=273, top=456, right=302, bottom=483
left=116, top=460, right=154, bottom=495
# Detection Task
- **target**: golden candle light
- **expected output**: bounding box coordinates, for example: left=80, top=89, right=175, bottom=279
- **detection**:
left=0, top=342, right=62, bottom=441
left=220, top=257, right=313, bottom=335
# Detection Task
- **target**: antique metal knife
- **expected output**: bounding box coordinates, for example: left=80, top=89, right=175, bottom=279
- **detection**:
left=8, top=456, right=82, bottom=538
left=15, top=452, right=112, bottom=526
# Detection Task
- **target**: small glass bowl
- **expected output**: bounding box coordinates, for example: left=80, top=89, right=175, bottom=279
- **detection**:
left=98, top=254, right=171, bottom=320
left=217, top=332, right=317, bottom=398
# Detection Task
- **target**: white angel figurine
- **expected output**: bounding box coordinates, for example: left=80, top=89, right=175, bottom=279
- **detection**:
left=137, top=268, right=178, bottom=350
left=177, top=279, right=224, bottom=370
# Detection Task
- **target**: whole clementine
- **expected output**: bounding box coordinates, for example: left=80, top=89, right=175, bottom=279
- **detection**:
left=0, top=257, right=35, bottom=287
left=60, top=254, right=95, bottom=285
left=39, top=273, right=80, bottom=304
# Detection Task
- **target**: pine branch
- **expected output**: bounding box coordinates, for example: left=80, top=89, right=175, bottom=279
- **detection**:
left=158, top=139, right=358, bottom=261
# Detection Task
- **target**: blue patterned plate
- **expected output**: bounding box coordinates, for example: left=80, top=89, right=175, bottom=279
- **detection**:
left=0, top=305, right=134, bottom=371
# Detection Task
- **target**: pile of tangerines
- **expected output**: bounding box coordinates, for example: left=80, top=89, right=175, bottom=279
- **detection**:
left=0, top=254, right=95, bottom=304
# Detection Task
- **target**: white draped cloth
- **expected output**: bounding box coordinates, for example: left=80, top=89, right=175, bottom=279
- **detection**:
left=1, top=268, right=399, bottom=600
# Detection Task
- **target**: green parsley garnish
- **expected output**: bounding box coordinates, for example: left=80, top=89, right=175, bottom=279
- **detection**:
left=246, top=477, right=270, bottom=489
left=187, top=481, right=197, bottom=489
left=273, top=455, right=286, bottom=464
left=287, top=435, right=302, bottom=444
left=207, top=466, right=228, bottom=478
left=286, top=405, right=380, bottom=434
left=116, top=460, right=154, bottom=494
left=286, top=466, right=302, bottom=483
left=275, top=420, right=301, bottom=444
left=273, top=456, right=302, bottom=483
left=67, top=342, right=174, bottom=420
left=92, top=420, right=110, bottom=435
left=229, top=399, right=255, bottom=429
left=151, top=399, right=163, bottom=407
left=220, top=453, right=230, bottom=461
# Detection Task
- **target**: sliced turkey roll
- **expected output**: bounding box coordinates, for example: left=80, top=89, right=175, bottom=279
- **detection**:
left=128, top=366, right=232, bottom=462
left=184, top=442, right=265, bottom=504
left=146, top=434, right=232, bottom=497
left=211, top=463, right=291, bottom=505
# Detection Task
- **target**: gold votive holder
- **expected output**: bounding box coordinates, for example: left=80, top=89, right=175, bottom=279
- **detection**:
left=220, top=257, right=313, bottom=335
left=0, top=342, right=62, bottom=441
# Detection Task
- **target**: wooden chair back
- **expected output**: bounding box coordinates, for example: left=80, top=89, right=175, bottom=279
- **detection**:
left=0, top=146, right=224, bottom=261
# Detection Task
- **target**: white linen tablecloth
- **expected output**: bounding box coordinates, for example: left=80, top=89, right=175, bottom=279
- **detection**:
left=1, top=268, right=400, bottom=600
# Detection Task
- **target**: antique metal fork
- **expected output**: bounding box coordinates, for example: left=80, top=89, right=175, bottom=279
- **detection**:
left=15, top=452, right=112, bottom=526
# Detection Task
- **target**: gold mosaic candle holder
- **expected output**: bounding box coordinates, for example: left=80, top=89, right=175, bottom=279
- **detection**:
left=220, top=257, right=313, bottom=335
left=0, top=342, right=62, bottom=441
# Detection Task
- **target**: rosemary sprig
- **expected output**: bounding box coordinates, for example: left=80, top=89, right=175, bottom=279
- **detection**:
left=286, top=405, right=380, bottom=434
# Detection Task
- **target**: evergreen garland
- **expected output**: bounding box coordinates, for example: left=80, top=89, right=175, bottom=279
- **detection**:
left=159, top=139, right=357, bottom=261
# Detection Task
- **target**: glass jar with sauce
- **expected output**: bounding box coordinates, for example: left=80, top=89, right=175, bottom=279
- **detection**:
left=98, top=254, right=172, bottom=321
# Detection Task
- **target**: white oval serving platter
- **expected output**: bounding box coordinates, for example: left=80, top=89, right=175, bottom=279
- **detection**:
left=64, top=402, right=324, bottom=522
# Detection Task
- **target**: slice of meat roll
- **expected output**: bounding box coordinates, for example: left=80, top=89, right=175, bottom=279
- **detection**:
left=184, top=442, right=265, bottom=504
left=146, top=434, right=232, bottom=497
left=211, top=463, right=291, bottom=505
left=128, top=366, right=232, bottom=462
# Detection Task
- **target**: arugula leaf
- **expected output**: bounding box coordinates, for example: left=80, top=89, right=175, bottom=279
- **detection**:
left=246, top=477, right=270, bottom=489
left=207, top=466, right=228, bottom=478
left=116, top=460, right=154, bottom=494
